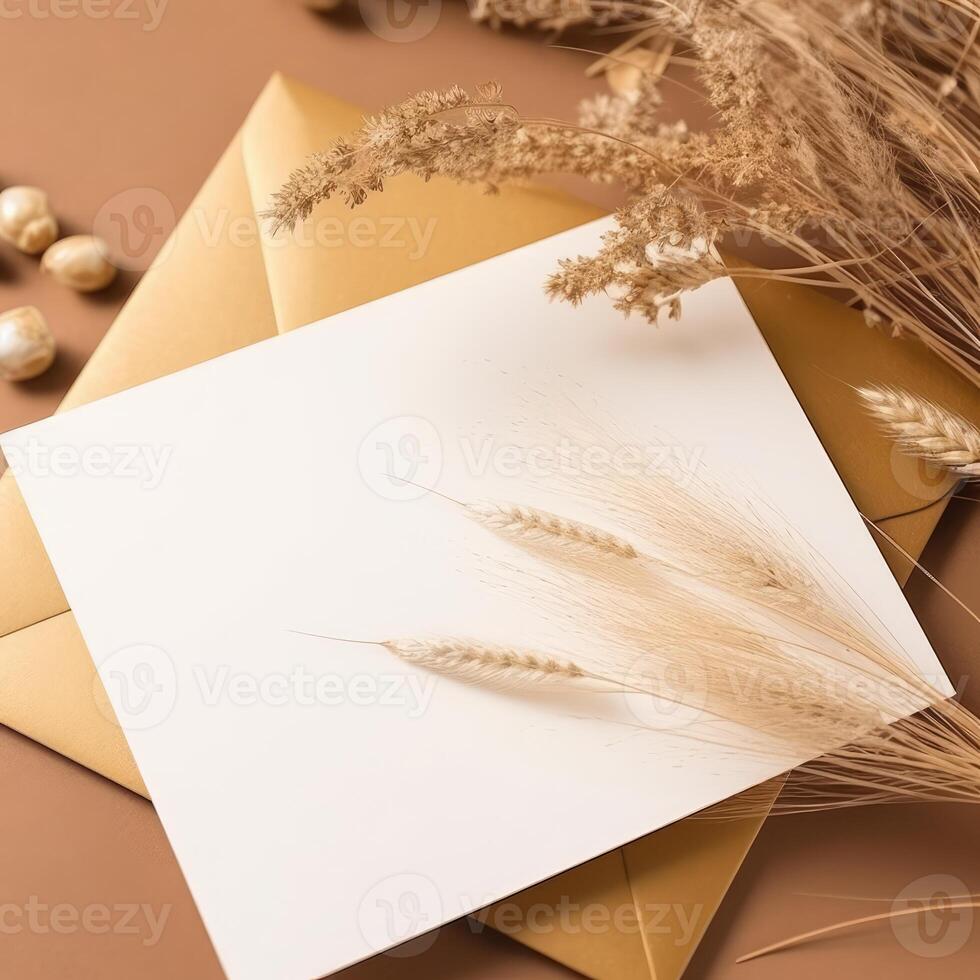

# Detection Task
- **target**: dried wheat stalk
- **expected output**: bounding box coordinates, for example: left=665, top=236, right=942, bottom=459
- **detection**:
left=467, top=500, right=639, bottom=559
left=859, top=384, right=980, bottom=476
left=383, top=638, right=591, bottom=687
left=273, top=1, right=980, bottom=384
left=301, top=461, right=980, bottom=809
left=401, top=424, right=980, bottom=812
left=526, top=486, right=980, bottom=811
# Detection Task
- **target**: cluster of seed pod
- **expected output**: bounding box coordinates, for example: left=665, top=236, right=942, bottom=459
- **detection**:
left=0, top=186, right=118, bottom=382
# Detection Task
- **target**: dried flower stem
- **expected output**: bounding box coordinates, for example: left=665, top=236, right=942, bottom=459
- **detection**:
left=736, top=899, right=980, bottom=963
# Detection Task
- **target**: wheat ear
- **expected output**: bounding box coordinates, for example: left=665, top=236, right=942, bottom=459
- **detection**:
left=859, top=385, right=980, bottom=477
left=467, top=501, right=638, bottom=560
left=384, top=638, right=590, bottom=687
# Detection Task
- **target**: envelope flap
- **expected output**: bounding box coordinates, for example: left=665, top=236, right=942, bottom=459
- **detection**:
left=0, top=130, right=278, bottom=640
left=0, top=612, right=145, bottom=796
left=449, top=851, right=656, bottom=978
left=241, top=74, right=604, bottom=335
left=622, top=787, right=779, bottom=980
left=0, top=476, right=65, bottom=639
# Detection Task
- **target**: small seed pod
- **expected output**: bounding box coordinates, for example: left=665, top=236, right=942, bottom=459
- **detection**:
left=0, top=186, right=59, bottom=254
left=42, top=235, right=118, bottom=292
left=0, top=306, right=56, bottom=381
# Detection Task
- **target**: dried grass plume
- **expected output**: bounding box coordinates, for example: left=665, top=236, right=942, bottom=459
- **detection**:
left=274, top=1, right=980, bottom=383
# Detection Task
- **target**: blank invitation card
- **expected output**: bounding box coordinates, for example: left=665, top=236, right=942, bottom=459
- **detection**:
left=2, top=219, right=948, bottom=980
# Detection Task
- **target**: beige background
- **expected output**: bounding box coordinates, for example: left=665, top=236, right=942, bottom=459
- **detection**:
left=0, top=2, right=978, bottom=977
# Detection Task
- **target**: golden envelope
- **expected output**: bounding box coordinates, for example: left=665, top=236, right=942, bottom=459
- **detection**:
left=1, top=74, right=975, bottom=980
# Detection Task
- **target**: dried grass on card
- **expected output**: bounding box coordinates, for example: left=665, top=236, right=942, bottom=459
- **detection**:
left=388, top=445, right=980, bottom=814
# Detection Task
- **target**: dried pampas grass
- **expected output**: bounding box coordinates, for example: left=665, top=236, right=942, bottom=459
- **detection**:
left=859, top=384, right=980, bottom=477
left=273, top=1, right=980, bottom=384
left=363, top=436, right=980, bottom=814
